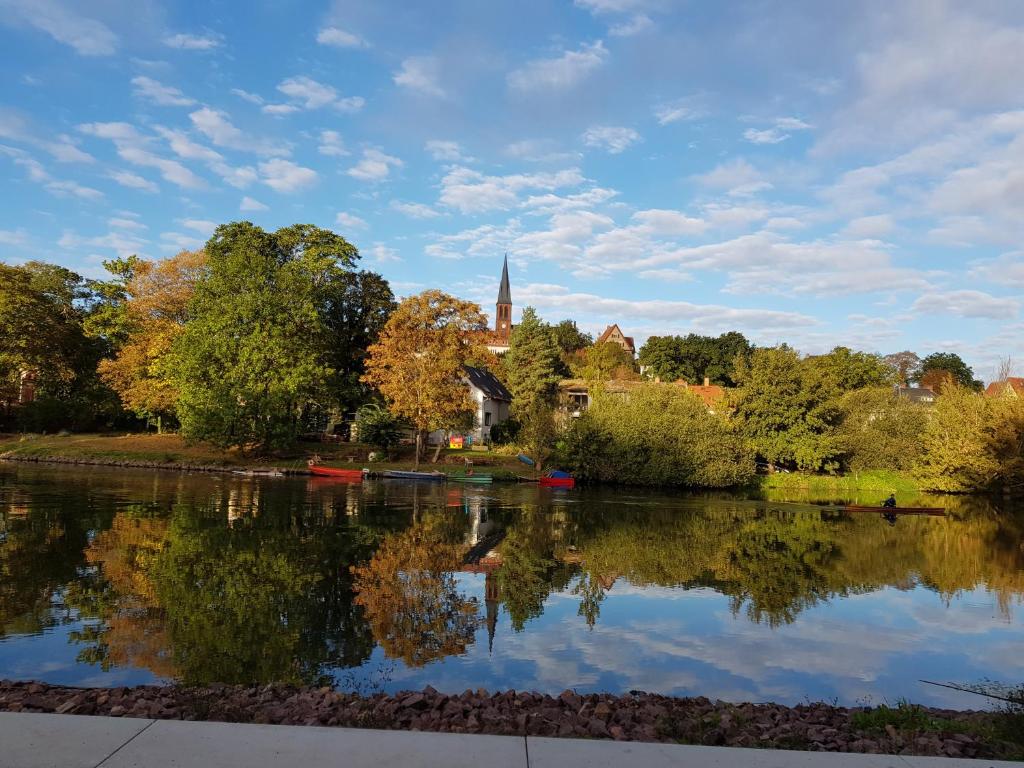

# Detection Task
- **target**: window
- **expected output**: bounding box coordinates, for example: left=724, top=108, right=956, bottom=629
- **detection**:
left=484, top=412, right=492, bottom=426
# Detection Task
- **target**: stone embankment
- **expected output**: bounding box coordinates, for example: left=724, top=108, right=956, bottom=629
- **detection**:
left=0, top=681, right=1004, bottom=760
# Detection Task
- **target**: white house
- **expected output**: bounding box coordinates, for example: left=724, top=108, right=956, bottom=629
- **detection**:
left=464, top=365, right=512, bottom=443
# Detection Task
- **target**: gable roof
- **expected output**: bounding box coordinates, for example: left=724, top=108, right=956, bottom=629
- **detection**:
left=596, top=324, right=635, bottom=350
left=985, top=377, right=1024, bottom=397
left=897, top=386, right=937, bottom=403
left=497, top=255, right=511, bottom=305
left=464, top=366, right=512, bottom=401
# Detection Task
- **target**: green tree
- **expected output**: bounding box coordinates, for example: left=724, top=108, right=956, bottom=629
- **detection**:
left=581, top=342, right=637, bottom=381
left=563, top=383, right=754, bottom=487
left=551, top=319, right=593, bottom=376
left=835, top=387, right=929, bottom=471
left=355, top=403, right=401, bottom=453
left=505, top=308, right=561, bottom=407
left=638, top=332, right=752, bottom=386
left=917, top=352, right=981, bottom=391
left=168, top=222, right=361, bottom=451
left=915, top=386, right=1024, bottom=492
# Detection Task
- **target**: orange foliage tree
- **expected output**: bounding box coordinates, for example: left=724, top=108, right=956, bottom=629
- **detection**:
left=361, top=290, right=489, bottom=465
left=98, top=250, right=207, bottom=430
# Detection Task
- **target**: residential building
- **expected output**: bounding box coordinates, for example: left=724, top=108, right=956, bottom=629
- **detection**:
left=463, top=366, right=512, bottom=442
left=595, top=324, right=636, bottom=357
left=896, top=385, right=937, bottom=404
left=985, top=377, right=1024, bottom=398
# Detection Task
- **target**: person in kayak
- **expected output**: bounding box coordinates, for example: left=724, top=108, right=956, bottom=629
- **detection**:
left=882, top=493, right=896, bottom=508
left=881, top=493, right=897, bottom=525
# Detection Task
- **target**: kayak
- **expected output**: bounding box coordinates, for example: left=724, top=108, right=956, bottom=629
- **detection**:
left=843, top=505, right=945, bottom=516
left=308, top=466, right=364, bottom=481
left=447, top=474, right=493, bottom=484
left=383, top=470, right=446, bottom=482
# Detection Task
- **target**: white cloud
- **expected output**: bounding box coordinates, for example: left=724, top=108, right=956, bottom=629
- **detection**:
left=2, top=0, right=117, bottom=56
left=262, top=104, right=301, bottom=117
left=439, top=166, right=586, bottom=214
left=1, top=143, right=104, bottom=199
left=179, top=218, right=216, bottom=236
left=189, top=107, right=285, bottom=156
left=370, top=243, right=401, bottom=263
left=347, top=148, right=403, bottom=182
left=842, top=214, right=895, bottom=239
left=269, top=76, right=364, bottom=114
left=971, top=252, right=1024, bottom=288
left=163, top=32, right=223, bottom=51
left=775, top=117, right=813, bottom=131
left=503, top=139, right=580, bottom=164
left=507, top=41, right=608, bottom=92
left=59, top=229, right=148, bottom=258
left=654, top=100, right=705, bottom=126
left=574, top=0, right=651, bottom=13
left=79, top=121, right=205, bottom=189
left=609, top=14, right=653, bottom=37
left=130, top=76, right=194, bottom=107
left=108, top=170, right=158, bottom=193
left=258, top=159, right=317, bottom=193
left=108, top=217, right=146, bottom=231
left=582, top=125, right=641, bottom=154
left=160, top=231, right=204, bottom=251
left=316, top=26, right=368, bottom=48
left=393, top=57, right=446, bottom=98
left=45, top=136, right=94, bottom=163
left=912, top=290, right=1019, bottom=320
left=425, top=140, right=469, bottom=162
left=231, top=88, right=264, bottom=105
left=335, top=212, right=367, bottom=229
left=239, top=196, right=268, bottom=212
left=694, top=158, right=772, bottom=197
left=318, top=130, right=348, bottom=157
left=743, top=127, right=789, bottom=145
left=391, top=201, right=441, bottom=219
left=0, top=229, right=29, bottom=246
left=631, top=209, right=706, bottom=236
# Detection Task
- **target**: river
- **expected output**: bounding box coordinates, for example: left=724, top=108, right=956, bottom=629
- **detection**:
left=1, top=463, right=1021, bottom=709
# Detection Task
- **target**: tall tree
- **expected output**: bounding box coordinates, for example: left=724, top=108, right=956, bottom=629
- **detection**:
left=882, top=351, right=921, bottom=386
left=917, top=352, right=981, bottom=391
left=168, top=222, right=360, bottom=451
left=551, top=319, right=593, bottom=376
left=362, top=290, right=489, bottom=466
left=504, top=308, right=562, bottom=468
left=638, top=332, right=752, bottom=386
left=98, top=250, right=207, bottom=430
left=581, top=342, right=637, bottom=381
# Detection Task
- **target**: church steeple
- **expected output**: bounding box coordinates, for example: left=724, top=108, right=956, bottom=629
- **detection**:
left=495, top=254, right=512, bottom=341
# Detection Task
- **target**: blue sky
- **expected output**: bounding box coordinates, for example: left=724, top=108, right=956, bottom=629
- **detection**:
left=1, top=0, right=1022, bottom=381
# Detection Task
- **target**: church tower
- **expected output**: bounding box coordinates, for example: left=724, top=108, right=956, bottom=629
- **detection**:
left=495, top=254, right=512, bottom=341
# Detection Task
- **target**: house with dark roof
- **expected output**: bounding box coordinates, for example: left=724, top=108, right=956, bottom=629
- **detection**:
left=896, top=385, right=938, bottom=405
left=463, top=365, right=512, bottom=442
left=596, top=324, right=636, bottom=357
left=985, top=377, right=1024, bottom=399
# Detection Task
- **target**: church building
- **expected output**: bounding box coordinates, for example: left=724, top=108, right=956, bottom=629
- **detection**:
left=485, top=255, right=514, bottom=355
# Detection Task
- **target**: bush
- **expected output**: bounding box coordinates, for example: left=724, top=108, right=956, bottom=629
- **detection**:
left=356, top=404, right=402, bottom=453
left=560, top=383, right=754, bottom=488
left=488, top=418, right=520, bottom=445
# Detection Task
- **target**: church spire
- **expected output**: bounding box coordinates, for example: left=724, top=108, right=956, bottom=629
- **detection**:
left=497, top=253, right=511, bottom=306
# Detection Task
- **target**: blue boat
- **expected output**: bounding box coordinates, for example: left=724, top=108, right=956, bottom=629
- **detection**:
left=382, top=470, right=446, bottom=482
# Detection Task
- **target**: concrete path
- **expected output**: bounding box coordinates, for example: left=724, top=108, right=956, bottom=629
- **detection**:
left=2, top=712, right=1021, bottom=768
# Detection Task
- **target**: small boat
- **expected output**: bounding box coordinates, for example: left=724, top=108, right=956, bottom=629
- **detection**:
left=842, top=505, right=945, bottom=516
left=382, top=469, right=446, bottom=482
left=308, top=465, right=365, bottom=481
left=539, top=470, right=575, bottom=489
left=447, top=473, right=493, bottom=484
left=234, top=469, right=284, bottom=477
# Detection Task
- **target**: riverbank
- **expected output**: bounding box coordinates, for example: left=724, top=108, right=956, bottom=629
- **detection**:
left=0, top=681, right=1017, bottom=760
left=0, top=433, right=527, bottom=479
left=759, top=469, right=922, bottom=495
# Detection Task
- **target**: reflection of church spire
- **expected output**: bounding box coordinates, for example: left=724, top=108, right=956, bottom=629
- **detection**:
left=485, top=569, right=499, bottom=654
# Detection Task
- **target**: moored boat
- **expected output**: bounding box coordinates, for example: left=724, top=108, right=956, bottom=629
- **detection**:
left=539, top=470, right=575, bottom=489
left=382, top=469, right=446, bottom=482
left=842, top=505, right=945, bottom=516
left=308, top=465, right=365, bottom=481
left=447, top=474, right=493, bottom=484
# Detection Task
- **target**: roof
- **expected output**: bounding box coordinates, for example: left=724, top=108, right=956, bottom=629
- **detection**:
left=464, top=366, right=512, bottom=401
left=897, top=386, right=937, bottom=403
left=497, top=255, right=511, bottom=306
left=596, top=324, right=635, bottom=350
left=687, top=384, right=726, bottom=407
left=985, top=377, right=1024, bottom=397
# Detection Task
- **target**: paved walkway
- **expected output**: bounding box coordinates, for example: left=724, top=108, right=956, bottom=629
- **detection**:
left=2, top=712, right=1021, bottom=768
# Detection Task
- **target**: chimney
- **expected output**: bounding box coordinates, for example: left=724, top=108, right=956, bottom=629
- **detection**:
left=703, top=377, right=710, bottom=387
left=654, top=376, right=661, bottom=383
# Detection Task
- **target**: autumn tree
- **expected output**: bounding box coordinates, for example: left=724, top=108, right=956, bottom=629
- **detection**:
left=362, top=290, right=489, bottom=466
left=882, top=351, right=921, bottom=386
left=97, top=250, right=207, bottom=430
left=580, top=342, right=637, bottom=381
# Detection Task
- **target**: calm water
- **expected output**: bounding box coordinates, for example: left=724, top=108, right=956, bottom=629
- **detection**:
left=1, top=463, right=1022, bottom=709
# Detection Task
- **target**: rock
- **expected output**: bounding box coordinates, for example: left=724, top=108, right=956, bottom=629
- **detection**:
left=587, top=718, right=609, bottom=738
left=109, top=705, right=126, bottom=717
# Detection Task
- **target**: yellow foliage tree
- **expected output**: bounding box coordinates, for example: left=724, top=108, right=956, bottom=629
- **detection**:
left=98, top=250, right=206, bottom=429
left=362, top=290, right=489, bottom=465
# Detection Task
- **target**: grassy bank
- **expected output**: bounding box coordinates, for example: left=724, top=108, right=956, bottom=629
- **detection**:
left=0, top=433, right=528, bottom=478
left=759, top=470, right=921, bottom=495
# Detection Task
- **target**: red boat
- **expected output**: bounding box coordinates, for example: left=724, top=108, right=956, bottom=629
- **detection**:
left=308, top=465, right=364, bottom=481
left=539, top=472, right=575, bottom=489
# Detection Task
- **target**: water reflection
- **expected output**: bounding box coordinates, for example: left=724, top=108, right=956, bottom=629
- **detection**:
left=1, top=464, right=1022, bottom=705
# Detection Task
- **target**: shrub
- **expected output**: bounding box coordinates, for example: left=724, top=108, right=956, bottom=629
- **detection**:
left=488, top=418, right=520, bottom=445
left=560, top=383, right=754, bottom=488
left=356, top=404, right=402, bottom=453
